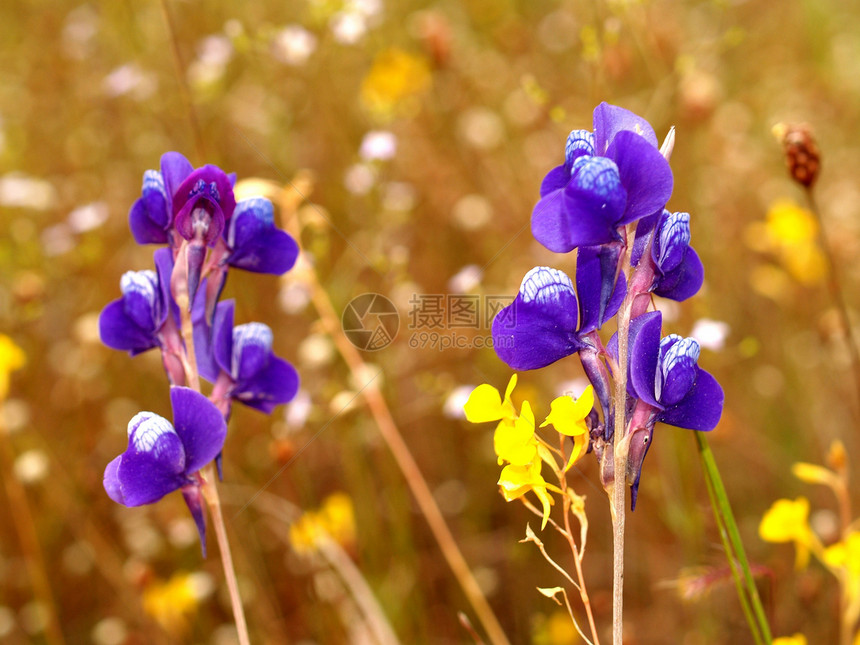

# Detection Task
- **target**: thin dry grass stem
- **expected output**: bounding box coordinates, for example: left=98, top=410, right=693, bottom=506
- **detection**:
left=276, top=183, right=511, bottom=645
left=0, top=407, right=66, bottom=645
left=158, top=0, right=206, bottom=163
left=458, top=612, right=487, bottom=645
left=558, top=445, right=600, bottom=644
left=221, top=486, right=401, bottom=645
left=804, top=189, right=860, bottom=423
left=200, top=464, right=250, bottom=645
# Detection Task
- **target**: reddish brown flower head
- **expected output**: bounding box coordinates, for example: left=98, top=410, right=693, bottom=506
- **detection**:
left=774, top=123, right=821, bottom=188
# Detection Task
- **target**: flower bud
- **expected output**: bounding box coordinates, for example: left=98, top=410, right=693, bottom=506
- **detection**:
left=773, top=123, right=820, bottom=188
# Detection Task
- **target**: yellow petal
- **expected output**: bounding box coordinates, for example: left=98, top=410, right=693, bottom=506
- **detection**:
left=564, top=434, right=590, bottom=472
left=541, top=386, right=594, bottom=437
left=772, top=635, right=807, bottom=645
left=759, top=497, right=810, bottom=543
left=791, top=462, right=838, bottom=488
left=464, top=384, right=504, bottom=423
left=504, top=373, right=518, bottom=402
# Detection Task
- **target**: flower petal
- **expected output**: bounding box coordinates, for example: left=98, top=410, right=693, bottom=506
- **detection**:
left=232, top=323, right=273, bottom=381
left=464, top=384, right=505, bottom=423
left=654, top=246, right=704, bottom=302
left=128, top=170, right=170, bottom=245
left=607, top=131, right=674, bottom=224
left=539, top=165, right=568, bottom=197
left=492, top=267, right=584, bottom=370
left=576, top=244, right=626, bottom=333
left=211, top=299, right=235, bottom=375
left=234, top=356, right=300, bottom=414
left=160, top=152, right=194, bottom=203
left=656, top=368, right=723, bottom=431
left=626, top=311, right=663, bottom=407
left=226, top=199, right=299, bottom=275
left=170, top=386, right=228, bottom=473
left=99, top=299, right=160, bottom=355
left=592, top=102, right=658, bottom=154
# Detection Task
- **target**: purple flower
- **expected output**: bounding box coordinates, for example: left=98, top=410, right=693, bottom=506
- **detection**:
left=103, top=387, right=227, bottom=552
left=128, top=152, right=194, bottom=245
left=197, top=300, right=299, bottom=414
left=99, top=248, right=174, bottom=355
left=492, top=261, right=624, bottom=370
left=609, top=311, right=723, bottom=507
left=631, top=209, right=704, bottom=301
left=224, top=197, right=299, bottom=275
left=172, top=166, right=237, bottom=248
left=531, top=103, right=674, bottom=252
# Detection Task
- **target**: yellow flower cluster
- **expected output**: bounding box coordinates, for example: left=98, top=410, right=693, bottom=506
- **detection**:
left=464, top=375, right=594, bottom=529
left=289, top=492, right=356, bottom=555
left=760, top=441, right=860, bottom=642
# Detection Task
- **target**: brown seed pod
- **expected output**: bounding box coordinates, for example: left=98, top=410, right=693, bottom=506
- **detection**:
left=773, top=122, right=821, bottom=188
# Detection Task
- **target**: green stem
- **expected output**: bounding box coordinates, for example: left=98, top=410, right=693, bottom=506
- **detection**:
left=695, top=433, right=772, bottom=643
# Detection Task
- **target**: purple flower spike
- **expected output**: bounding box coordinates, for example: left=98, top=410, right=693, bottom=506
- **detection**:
left=531, top=102, right=673, bottom=253
left=104, top=387, right=227, bottom=553
left=492, top=267, right=586, bottom=370
left=225, top=197, right=299, bottom=275
left=204, top=300, right=299, bottom=413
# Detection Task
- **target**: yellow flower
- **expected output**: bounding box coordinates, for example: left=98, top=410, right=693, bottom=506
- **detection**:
left=541, top=385, right=594, bottom=470
left=360, top=48, right=431, bottom=118
left=0, top=335, right=26, bottom=400
left=143, top=572, right=202, bottom=636
left=498, top=453, right=554, bottom=529
left=772, top=635, right=807, bottom=645
left=759, top=497, right=813, bottom=569
left=464, top=374, right=517, bottom=424
left=494, top=400, right=537, bottom=466
left=289, top=492, right=356, bottom=555
left=823, top=531, right=860, bottom=604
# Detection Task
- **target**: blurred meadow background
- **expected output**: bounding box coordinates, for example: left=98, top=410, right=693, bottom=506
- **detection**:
left=3, top=0, right=860, bottom=643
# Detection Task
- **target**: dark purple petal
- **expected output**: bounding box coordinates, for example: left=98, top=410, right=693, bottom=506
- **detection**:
left=129, top=170, right=170, bottom=245
left=226, top=198, right=299, bottom=275
left=657, top=335, right=699, bottom=406
left=234, top=356, right=299, bottom=414
left=153, top=248, right=176, bottom=327
left=99, top=299, right=160, bottom=355
left=160, top=152, right=194, bottom=203
left=654, top=246, right=704, bottom=301
left=232, top=323, right=273, bottom=381
left=192, top=280, right=219, bottom=383
left=173, top=166, right=237, bottom=246
left=577, top=244, right=626, bottom=333
left=170, top=386, right=227, bottom=473
left=539, top=165, right=568, bottom=198
left=630, top=210, right=662, bottom=267
left=564, top=129, right=595, bottom=166
left=592, top=102, right=659, bottom=154
left=120, top=270, right=160, bottom=332
left=627, top=311, right=662, bottom=407
left=492, top=267, right=584, bottom=370
left=532, top=158, right=627, bottom=252
left=657, top=369, right=724, bottom=431
left=212, top=300, right=235, bottom=375
left=107, top=411, right=188, bottom=506
left=111, top=450, right=187, bottom=506
left=607, top=131, right=674, bottom=224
